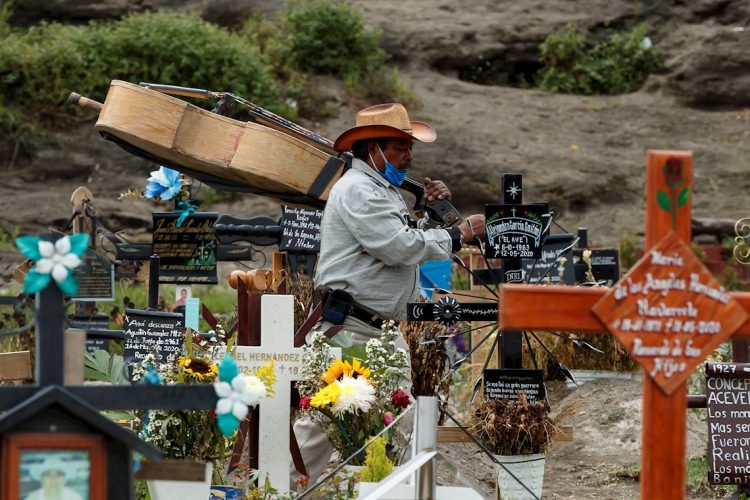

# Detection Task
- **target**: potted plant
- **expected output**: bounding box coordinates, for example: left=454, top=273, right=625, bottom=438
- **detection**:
left=467, top=393, right=561, bottom=500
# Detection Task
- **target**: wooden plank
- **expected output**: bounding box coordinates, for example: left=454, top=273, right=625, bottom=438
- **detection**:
left=499, top=286, right=750, bottom=338
left=134, top=460, right=207, bottom=481
left=0, top=351, right=32, bottom=381
left=645, top=150, right=692, bottom=251
left=64, top=329, right=86, bottom=385
left=437, top=425, right=572, bottom=444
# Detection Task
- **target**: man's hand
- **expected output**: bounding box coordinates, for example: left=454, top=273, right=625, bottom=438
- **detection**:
left=424, top=177, right=451, bottom=201
left=459, top=214, right=486, bottom=244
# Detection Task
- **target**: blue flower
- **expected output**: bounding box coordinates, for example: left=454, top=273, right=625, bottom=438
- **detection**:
left=15, top=234, right=89, bottom=295
left=144, top=167, right=183, bottom=201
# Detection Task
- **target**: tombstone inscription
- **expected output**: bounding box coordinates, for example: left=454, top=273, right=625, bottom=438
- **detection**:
left=706, top=362, right=750, bottom=485
left=123, top=309, right=184, bottom=368
left=152, top=212, right=219, bottom=284
left=279, top=206, right=322, bottom=253
left=484, top=204, right=547, bottom=260
left=483, top=369, right=545, bottom=403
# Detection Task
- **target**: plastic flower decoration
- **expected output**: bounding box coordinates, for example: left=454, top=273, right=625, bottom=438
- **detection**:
left=15, top=234, right=89, bottom=295
left=144, top=166, right=183, bottom=201
left=213, top=355, right=275, bottom=437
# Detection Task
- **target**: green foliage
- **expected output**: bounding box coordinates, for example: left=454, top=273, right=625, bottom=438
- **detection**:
left=537, top=24, right=661, bottom=95
left=0, top=225, right=20, bottom=249
left=282, top=0, right=385, bottom=79
left=84, top=349, right=129, bottom=384
left=618, top=233, right=639, bottom=271
left=360, top=437, right=394, bottom=482
left=0, top=11, right=280, bottom=127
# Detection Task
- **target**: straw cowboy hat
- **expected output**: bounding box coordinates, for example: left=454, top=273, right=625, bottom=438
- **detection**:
left=333, top=103, right=436, bottom=152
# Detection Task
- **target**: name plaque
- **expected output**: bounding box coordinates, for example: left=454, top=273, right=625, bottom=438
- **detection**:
left=593, top=232, right=748, bottom=395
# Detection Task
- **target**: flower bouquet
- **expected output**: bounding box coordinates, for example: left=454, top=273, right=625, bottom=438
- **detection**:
left=131, top=326, right=275, bottom=481
left=297, top=321, right=412, bottom=466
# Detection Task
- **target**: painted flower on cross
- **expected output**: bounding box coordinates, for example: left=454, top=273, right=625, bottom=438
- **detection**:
left=15, top=234, right=89, bottom=295
left=658, top=156, right=690, bottom=229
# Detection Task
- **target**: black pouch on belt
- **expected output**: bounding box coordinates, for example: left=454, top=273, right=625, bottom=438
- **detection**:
left=321, top=288, right=354, bottom=325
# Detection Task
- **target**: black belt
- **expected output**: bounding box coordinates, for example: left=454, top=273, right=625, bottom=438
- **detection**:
left=314, top=286, right=385, bottom=330
left=349, top=302, right=384, bottom=329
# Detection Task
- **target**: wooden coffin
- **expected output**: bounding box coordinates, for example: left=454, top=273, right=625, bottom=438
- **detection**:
left=95, top=80, right=344, bottom=203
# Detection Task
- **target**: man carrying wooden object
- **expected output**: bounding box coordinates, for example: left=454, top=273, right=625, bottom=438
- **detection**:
left=292, top=103, right=486, bottom=483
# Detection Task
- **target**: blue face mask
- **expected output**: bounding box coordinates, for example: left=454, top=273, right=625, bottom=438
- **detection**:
left=373, top=145, right=407, bottom=187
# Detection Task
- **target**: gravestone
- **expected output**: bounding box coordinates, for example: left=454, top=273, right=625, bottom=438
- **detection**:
left=214, top=294, right=341, bottom=490
left=483, top=368, right=545, bottom=403
left=279, top=206, right=323, bottom=254
left=705, top=362, right=750, bottom=485
left=123, top=309, right=184, bottom=369
left=499, top=151, right=750, bottom=498
left=152, top=212, right=219, bottom=284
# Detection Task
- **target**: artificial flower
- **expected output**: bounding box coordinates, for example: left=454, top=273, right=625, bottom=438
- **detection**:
left=15, top=233, right=89, bottom=295
left=391, top=389, right=411, bottom=409
left=144, top=166, right=183, bottom=201
left=331, top=376, right=376, bottom=416
left=214, top=356, right=271, bottom=436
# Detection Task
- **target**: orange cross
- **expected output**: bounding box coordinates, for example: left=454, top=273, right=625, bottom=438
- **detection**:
left=499, top=151, right=750, bottom=499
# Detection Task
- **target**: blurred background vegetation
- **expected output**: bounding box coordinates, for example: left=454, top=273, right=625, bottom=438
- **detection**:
left=0, top=0, right=411, bottom=141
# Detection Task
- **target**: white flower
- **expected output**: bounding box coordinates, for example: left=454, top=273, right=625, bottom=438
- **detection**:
left=331, top=376, right=376, bottom=416
left=36, top=236, right=82, bottom=282
left=639, top=37, right=652, bottom=50
left=214, top=374, right=267, bottom=421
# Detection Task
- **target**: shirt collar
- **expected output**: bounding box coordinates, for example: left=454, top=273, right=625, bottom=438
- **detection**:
left=351, top=157, right=393, bottom=189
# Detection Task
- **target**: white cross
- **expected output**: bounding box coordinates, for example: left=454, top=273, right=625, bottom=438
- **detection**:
left=510, top=207, right=517, bottom=217
left=225, top=295, right=340, bottom=490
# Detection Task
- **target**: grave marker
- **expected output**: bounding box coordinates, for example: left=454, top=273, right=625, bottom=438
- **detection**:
left=483, top=368, right=545, bottom=403
left=0, top=243, right=221, bottom=499
left=705, top=362, right=750, bottom=485
left=123, top=309, right=184, bottom=369
left=214, top=294, right=341, bottom=489
left=499, top=151, right=750, bottom=498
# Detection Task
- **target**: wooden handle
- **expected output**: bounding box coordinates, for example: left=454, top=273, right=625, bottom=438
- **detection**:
left=68, top=92, right=103, bottom=113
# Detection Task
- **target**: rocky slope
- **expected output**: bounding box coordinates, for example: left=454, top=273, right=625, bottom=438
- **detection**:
left=2, top=0, right=749, bottom=250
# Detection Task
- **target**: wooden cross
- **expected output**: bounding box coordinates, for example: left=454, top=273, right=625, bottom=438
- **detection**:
left=499, top=151, right=750, bottom=499
left=222, top=294, right=340, bottom=489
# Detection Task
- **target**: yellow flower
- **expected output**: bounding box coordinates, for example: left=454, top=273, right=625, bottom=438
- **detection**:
left=310, top=383, right=340, bottom=408
left=349, top=359, right=371, bottom=380
left=322, top=359, right=372, bottom=384
left=322, top=359, right=350, bottom=384
left=252, top=359, right=276, bottom=397
left=178, top=356, right=218, bottom=381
